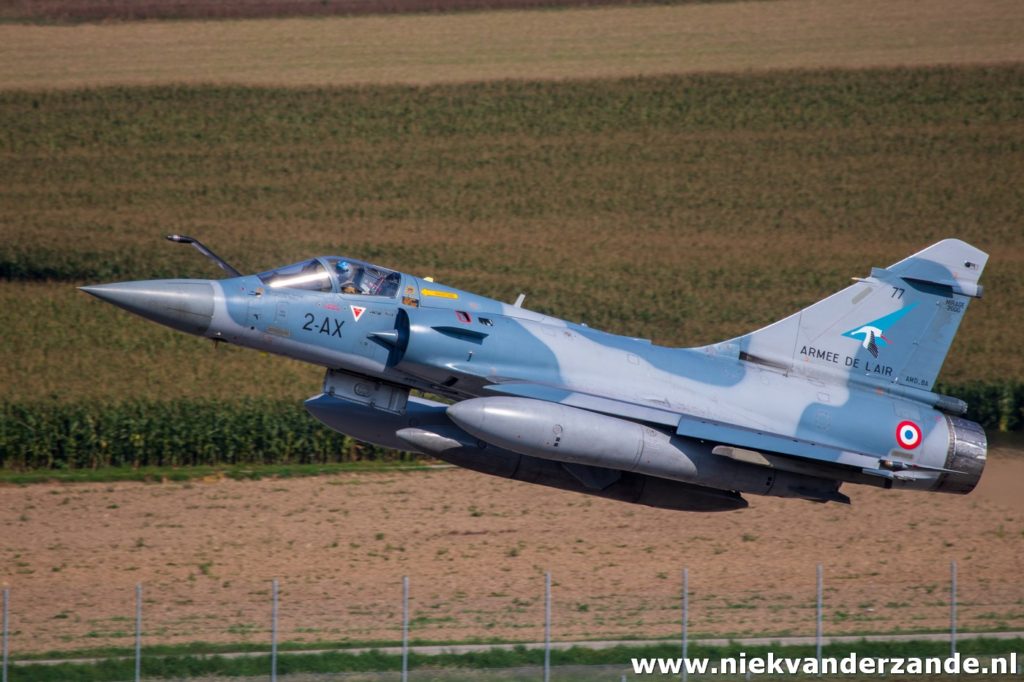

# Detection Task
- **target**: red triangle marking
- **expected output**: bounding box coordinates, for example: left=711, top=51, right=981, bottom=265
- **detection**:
left=350, top=305, right=366, bottom=322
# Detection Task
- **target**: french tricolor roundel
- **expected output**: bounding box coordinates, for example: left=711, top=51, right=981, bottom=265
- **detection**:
left=350, top=305, right=366, bottom=322
left=896, top=420, right=922, bottom=449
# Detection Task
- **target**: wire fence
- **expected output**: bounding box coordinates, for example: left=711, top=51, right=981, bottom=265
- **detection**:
left=3, top=561, right=1023, bottom=681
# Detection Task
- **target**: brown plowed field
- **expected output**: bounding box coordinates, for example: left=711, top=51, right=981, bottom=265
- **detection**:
left=2, top=0, right=1023, bottom=90
left=1, top=445, right=1021, bottom=654
left=2, top=0, right=703, bottom=23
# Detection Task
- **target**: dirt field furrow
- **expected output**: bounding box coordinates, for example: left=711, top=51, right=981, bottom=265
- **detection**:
left=2, top=0, right=1023, bottom=90
left=1, top=448, right=1021, bottom=654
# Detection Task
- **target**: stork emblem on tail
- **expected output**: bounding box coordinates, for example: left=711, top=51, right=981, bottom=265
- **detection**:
left=847, top=326, right=886, bottom=357
left=841, top=304, right=917, bottom=358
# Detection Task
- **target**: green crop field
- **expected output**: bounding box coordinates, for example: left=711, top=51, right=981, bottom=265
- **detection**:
left=3, top=64, right=1024, bottom=470
left=2, top=66, right=1023, bottom=404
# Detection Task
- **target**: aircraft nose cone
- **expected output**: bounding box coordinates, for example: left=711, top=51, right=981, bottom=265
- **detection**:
left=80, top=280, right=215, bottom=336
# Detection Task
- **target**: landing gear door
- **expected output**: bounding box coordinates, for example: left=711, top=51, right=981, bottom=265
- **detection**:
left=323, top=368, right=409, bottom=415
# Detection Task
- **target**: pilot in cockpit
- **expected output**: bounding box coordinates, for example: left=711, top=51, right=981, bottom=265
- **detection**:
left=336, top=260, right=363, bottom=294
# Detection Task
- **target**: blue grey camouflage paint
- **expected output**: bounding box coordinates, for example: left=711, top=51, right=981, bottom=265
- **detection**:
left=81, top=239, right=988, bottom=511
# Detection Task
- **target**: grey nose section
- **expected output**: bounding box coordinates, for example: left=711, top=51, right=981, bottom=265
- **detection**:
left=80, top=280, right=215, bottom=336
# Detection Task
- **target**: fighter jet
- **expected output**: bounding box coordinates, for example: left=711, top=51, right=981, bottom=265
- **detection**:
left=81, top=237, right=987, bottom=511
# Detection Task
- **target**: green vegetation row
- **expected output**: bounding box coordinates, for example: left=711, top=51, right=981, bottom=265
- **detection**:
left=936, top=382, right=1024, bottom=433
left=1, top=383, right=1021, bottom=472
left=9, top=637, right=1023, bottom=682
left=0, top=398, right=406, bottom=471
left=0, top=248, right=150, bottom=283
left=6, top=67, right=1022, bottom=155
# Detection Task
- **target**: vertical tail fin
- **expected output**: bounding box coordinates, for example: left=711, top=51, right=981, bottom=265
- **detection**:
left=727, top=239, right=987, bottom=390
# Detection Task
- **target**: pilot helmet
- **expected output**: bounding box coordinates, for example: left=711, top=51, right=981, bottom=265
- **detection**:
left=336, top=260, right=351, bottom=274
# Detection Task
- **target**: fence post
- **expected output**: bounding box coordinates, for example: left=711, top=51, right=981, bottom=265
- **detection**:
left=544, top=571, right=552, bottom=682
left=135, top=583, right=142, bottom=682
left=950, top=560, right=957, bottom=657
left=816, top=564, right=823, bottom=671
left=681, top=568, right=689, bottom=682
left=271, top=579, right=279, bottom=682
left=402, top=575, right=410, bottom=682
left=2, top=587, right=8, bottom=682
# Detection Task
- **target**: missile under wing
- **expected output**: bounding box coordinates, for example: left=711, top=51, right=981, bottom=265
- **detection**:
left=82, top=238, right=988, bottom=511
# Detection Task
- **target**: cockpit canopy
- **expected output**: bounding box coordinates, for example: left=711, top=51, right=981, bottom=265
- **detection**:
left=258, top=257, right=401, bottom=297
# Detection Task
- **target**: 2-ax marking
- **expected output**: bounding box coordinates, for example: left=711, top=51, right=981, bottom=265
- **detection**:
left=302, top=313, right=344, bottom=337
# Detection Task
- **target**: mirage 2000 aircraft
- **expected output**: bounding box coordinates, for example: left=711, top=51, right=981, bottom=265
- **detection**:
left=81, top=237, right=987, bottom=511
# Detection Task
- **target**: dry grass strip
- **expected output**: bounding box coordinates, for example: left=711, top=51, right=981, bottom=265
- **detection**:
left=1, top=0, right=1023, bottom=90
